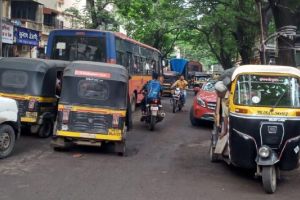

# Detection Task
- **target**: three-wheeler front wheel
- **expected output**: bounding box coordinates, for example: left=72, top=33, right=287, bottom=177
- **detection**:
left=262, top=166, right=277, bottom=194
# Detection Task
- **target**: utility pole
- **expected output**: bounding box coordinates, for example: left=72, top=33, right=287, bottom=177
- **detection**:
left=0, top=0, right=2, bottom=57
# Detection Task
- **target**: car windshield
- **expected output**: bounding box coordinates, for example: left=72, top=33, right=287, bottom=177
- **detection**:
left=203, top=81, right=216, bottom=91
left=234, top=74, right=300, bottom=108
left=195, top=76, right=209, bottom=81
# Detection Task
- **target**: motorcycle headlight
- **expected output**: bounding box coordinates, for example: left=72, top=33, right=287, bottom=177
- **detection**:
left=258, top=146, right=270, bottom=158
left=197, top=96, right=206, bottom=107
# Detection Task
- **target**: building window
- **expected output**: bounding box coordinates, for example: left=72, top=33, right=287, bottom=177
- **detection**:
left=11, top=1, right=38, bottom=21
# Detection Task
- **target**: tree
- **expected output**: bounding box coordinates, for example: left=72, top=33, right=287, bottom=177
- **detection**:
left=116, top=0, right=188, bottom=58
left=267, top=0, right=300, bottom=66
left=86, top=0, right=119, bottom=29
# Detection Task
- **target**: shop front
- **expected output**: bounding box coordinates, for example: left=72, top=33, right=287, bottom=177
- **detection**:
left=13, top=26, right=40, bottom=58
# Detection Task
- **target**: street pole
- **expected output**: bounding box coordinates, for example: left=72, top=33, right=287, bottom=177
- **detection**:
left=0, top=0, right=3, bottom=57
left=256, top=0, right=266, bottom=64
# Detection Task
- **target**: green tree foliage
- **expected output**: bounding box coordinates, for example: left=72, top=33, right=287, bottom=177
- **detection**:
left=116, top=0, right=189, bottom=58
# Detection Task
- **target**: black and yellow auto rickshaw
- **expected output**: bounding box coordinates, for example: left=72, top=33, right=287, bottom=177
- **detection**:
left=162, top=71, right=179, bottom=96
left=0, top=58, right=69, bottom=138
left=211, top=65, right=300, bottom=194
left=51, top=61, right=131, bottom=156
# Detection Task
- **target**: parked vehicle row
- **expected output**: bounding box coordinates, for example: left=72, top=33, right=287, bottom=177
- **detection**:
left=0, top=58, right=132, bottom=157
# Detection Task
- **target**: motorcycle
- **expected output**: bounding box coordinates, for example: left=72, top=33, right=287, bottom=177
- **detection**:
left=171, top=88, right=184, bottom=113
left=144, top=98, right=165, bottom=131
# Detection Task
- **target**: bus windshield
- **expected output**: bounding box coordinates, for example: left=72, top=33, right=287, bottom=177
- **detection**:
left=234, top=74, right=300, bottom=108
left=51, top=36, right=106, bottom=62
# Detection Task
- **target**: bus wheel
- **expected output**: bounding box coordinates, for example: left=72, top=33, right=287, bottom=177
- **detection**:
left=131, top=95, right=136, bottom=112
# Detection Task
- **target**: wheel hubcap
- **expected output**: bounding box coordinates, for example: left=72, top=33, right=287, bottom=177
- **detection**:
left=0, top=132, right=10, bottom=150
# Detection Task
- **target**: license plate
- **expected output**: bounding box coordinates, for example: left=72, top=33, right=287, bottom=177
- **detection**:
left=25, top=112, right=37, bottom=118
left=80, top=133, right=96, bottom=139
left=151, top=107, right=159, bottom=111
left=151, top=111, right=158, bottom=116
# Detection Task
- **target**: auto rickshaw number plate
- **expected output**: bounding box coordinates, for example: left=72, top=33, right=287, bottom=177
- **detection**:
left=80, top=133, right=96, bottom=139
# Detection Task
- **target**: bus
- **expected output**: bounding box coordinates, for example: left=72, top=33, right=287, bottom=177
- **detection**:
left=46, top=29, right=162, bottom=111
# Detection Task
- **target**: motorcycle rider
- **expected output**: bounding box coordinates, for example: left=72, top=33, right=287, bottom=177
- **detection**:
left=171, top=75, right=188, bottom=104
left=140, top=72, right=162, bottom=120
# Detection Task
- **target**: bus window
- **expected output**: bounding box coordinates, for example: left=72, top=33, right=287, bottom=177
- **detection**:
left=52, top=36, right=106, bottom=62
left=116, top=51, right=124, bottom=66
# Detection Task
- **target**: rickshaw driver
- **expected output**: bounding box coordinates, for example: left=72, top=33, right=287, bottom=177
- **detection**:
left=171, top=75, right=188, bottom=104
left=215, top=81, right=230, bottom=138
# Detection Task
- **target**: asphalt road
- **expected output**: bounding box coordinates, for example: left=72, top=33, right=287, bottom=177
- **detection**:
left=1, top=93, right=300, bottom=200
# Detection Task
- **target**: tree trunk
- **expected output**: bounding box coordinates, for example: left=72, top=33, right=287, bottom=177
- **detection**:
left=269, top=0, right=298, bottom=66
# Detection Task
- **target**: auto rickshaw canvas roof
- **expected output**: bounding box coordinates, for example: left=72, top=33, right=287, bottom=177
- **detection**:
left=64, top=61, right=129, bottom=83
left=231, top=65, right=300, bottom=81
left=0, top=57, right=69, bottom=72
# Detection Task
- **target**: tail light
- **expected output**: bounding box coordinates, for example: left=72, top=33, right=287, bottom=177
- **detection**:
left=235, top=108, right=248, bottom=114
left=112, top=114, right=120, bottom=128
left=153, top=99, right=158, bottom=104
left=28, top=98, right=37, bottom=111
left=62, top=108, right=71, bottom=123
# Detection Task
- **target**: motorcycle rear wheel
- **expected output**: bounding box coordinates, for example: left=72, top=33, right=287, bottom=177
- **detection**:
left=149, top=116, right=156, bottom=131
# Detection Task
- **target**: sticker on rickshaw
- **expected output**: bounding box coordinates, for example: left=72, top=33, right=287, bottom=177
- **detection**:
left=75, top=70, right=111, bottom=79
left=108, top=129, right=122, bottom=136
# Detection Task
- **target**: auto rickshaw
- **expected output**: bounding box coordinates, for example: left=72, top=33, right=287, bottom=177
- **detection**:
left=51, top=61, right=131, bottom=156
left=0, top=58, right=69, bottom=138
left=210, top=65, right=300, bottom=194
left=162, top=71, right=179, bottom=96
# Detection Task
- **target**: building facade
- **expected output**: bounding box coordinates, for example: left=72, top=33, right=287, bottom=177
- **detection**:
left=1, top=0, right=86, bottom=58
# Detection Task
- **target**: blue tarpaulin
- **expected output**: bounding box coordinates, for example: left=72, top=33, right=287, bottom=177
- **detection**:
left=170, top=58, right=188, bottom=75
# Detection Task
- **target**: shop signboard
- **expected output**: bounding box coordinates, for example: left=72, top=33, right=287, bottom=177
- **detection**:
left=2, top=23, right=13, bottom=44
left=14, top=26, right=39, bottom=46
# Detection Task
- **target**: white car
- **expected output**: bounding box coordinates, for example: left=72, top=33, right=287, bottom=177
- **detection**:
left=0, top=97, right=20, bottom=158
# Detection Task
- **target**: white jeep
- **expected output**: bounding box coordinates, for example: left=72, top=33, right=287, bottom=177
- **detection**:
left=0, top=97, right=20, bottom=158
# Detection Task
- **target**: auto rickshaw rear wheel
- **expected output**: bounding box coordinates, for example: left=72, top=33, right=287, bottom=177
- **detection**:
left=115, top=141, right=127, bottom=157
left=38, top=120, right=54, bottom=138
left=0, top=124, right=16, bottom=159
left=262, top=166, right=277, bottom=194
left=52, top=137, right=70, bottom=151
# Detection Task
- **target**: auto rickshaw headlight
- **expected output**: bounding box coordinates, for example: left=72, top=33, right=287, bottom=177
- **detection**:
left=197, top=96, right=206, bottom=107
left=258, top=146, right=270, bottom=158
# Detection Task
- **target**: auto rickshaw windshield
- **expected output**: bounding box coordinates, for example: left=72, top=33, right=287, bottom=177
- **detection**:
left=234, top=74, right=300, bottom=108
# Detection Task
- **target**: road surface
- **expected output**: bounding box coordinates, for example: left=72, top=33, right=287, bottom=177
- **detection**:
left=0, top=93, right=300, bottom=199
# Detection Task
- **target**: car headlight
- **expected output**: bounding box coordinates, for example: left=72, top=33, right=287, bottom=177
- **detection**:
left=197, top=96, right=206, bottom=107
left=258, top=146, right=270, bottom=158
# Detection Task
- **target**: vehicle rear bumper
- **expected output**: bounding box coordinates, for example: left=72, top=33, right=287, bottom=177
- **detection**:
left=56, top=130, right=123, bottom=141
